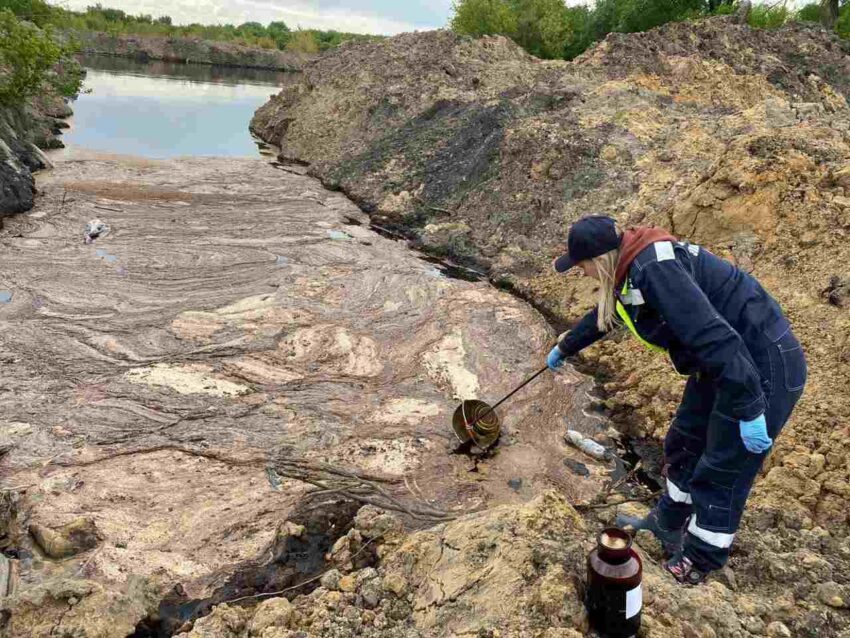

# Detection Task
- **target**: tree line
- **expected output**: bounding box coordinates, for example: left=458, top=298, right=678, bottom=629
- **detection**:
left=1, top=0, right=386, bottom=106
left=450, top=0, right=850, bottom=60
left=1, top=1, right=384, bottom=54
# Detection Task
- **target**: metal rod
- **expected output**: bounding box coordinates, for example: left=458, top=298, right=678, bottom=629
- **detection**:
left=465, top=365, right=549, bottom=429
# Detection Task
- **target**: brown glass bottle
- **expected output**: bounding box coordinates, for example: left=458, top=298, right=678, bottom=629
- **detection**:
left=586, top=527, right=643, bottom=638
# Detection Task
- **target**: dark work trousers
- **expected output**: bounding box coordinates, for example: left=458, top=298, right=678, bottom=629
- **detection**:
left=655, top=329, right=807, bottom=571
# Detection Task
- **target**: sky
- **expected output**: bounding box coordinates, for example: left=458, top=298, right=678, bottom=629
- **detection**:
left=52, top=0, right=806, bottom=37
left=53, top=0, right=457, bottom=35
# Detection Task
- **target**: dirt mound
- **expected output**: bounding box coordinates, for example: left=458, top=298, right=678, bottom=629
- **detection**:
left=162, top=495, right=850, bottom=638
left=580, top=18, right=850, bottom=102
left=250, top=16, right=850, bottom=634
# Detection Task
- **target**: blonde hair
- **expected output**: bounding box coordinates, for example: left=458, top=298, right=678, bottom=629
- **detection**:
left=592, top=248, right=620, bottom=333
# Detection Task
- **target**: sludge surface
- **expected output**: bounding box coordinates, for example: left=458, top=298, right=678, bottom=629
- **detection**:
left=0, top=156, right=607, bottom=635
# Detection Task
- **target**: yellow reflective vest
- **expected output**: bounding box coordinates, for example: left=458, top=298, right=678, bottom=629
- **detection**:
left=615, top=280, right=668, bottom=354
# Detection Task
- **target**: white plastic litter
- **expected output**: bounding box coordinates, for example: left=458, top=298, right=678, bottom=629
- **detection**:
left=84, top=219, right=110, bottom=244
left=565, top=429, right=608, bottom=460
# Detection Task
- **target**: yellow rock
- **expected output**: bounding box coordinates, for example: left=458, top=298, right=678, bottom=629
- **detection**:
left=249, top=598, right=293, bottom=635
left=338, top=574, right=357, bottom=593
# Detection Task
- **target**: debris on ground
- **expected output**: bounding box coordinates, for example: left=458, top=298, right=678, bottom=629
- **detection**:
left=29, top=518, right=102, bottom=559
left=83, top=218, right=110, bottom=243
left=565, top=429, right=608, bottom=460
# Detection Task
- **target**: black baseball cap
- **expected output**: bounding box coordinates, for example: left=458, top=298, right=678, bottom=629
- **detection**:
left=553, top=215, right=621, bottom=273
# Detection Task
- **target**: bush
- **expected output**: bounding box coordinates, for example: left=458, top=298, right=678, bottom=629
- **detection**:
left=0, top=9, right=62, bottom=104
left=0, top=0, right=52, bottom=26
left=748, top=1, right=792, bottom=29
left=285, top=29, right=320, bottom=54
left=451, top=0, right=519, bottom=38
left=838, top=2, right=850, bottom=38
left=796, top=2, right=822, bottom=22
left=268, top=20, right=291, bottom=48
left=593, top=0, right=705, bottom=34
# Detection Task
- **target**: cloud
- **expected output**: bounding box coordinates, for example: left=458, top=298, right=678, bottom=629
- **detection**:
left=53, top=0, right=434, bottom=34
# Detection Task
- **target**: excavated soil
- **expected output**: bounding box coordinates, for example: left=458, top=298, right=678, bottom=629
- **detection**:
left=0, top=155, right=615, bottom=636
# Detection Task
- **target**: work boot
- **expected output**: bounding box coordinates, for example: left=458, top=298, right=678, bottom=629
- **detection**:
left=615, top=507, right=684, bottom=556
left=664, top=552, right=708, bottom=586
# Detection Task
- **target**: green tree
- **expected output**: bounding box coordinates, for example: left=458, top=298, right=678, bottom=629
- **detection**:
left=838, top=0, right=850, bottom=37
left=512, top=0, right=571, bottom=59
left=268, top=20, right=291, bottom=48
left=797, top=2, right=822, bottom=21
left=88, top=3, right=127, bottom=22
left=237, top=20, right=266, bottom=39
left=0, top=0, right=52, bottom=25
left=591, top=0, right=704, bottom=34
left=450, top=0, right=518, bottom=38
left=0, top=9, right=61, bottom=104
left=562, top=5, right=594, bottom=59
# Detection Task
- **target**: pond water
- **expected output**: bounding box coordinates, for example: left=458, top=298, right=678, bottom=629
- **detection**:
left=61, top=54, right=295, bottom=158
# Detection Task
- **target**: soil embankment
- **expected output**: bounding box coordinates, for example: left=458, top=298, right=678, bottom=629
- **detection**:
left=73, top=31, right=315, bottom=72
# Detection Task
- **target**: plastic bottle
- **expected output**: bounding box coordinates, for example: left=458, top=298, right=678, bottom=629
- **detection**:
left=586, top=527, right=642, bottom=638
left=565, top=429, right=608, bottom=460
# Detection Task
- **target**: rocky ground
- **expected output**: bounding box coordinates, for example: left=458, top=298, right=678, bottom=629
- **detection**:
left=249, top=15, right=850, bottom=636
left=0, top=93, right=73, bottom=218
left=0, top=155, right=619, bottom=636
left=73, top=32, right=314, bottom=72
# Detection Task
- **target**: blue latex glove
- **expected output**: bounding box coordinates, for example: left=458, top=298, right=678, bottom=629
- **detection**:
left=740, top=414, right=772, bottom=454
left=547, top=345, right=566, bottom=371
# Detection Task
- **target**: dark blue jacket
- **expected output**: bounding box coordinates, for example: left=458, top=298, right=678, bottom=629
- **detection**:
left=557, top=240, right=790, bottom=421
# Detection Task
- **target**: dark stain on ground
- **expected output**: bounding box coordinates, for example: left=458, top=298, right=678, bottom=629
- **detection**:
left=613, top=436, right=664, bottom=493
left=419, top=255, right=485, bottom=282
left=326, top=100, right=512, bottom=211
left=127, top=497, right=363, bottom=638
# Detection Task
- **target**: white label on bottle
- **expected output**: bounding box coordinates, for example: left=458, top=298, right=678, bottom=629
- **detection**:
left=625, top=585, right=642, bottom=619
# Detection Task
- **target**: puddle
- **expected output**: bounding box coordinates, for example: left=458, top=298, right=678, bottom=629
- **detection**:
left=95, top=248, right=119, bottom=264
left=0, top=291, right=12, bottom=304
